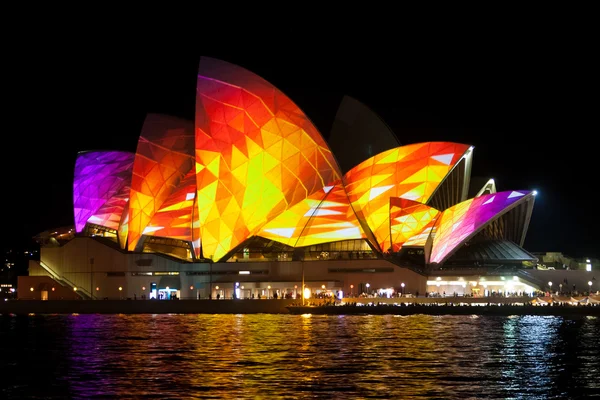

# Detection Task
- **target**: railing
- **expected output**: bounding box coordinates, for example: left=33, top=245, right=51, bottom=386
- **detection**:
left=37, top=260, right=92, bottom=300
left=35, top=260, right=60, bottom=280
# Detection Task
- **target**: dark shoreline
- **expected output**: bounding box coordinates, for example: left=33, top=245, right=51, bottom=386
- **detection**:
left=1, top=299, right=599, bottom=316
left=287, top=305, right=600, bottom=317
left=0, top=299, right=295, bottom=315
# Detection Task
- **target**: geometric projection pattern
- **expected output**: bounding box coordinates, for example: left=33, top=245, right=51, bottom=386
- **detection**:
left=429, top=190, right=532, bottom=264
left=260, top=182, right=365, bottom=248
left=73, top=151, right=135, bottom=232
left=389, top=197, right=439, bottom=252
left=195, top=57, right=342, bottom=261
left=343, top=142, right=470, bottom=252
left=142, top=168, right=199, bottom=252
left=87, top=184, right=130, bottom=231
left=117, top=203, right=129, bottom=250
left=403, top=226, right=435, bottom=248
left=128, top=114, right=195, bottom=251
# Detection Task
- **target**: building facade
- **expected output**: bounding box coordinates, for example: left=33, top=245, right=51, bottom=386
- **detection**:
left=19, top=57, right=547, bottom=300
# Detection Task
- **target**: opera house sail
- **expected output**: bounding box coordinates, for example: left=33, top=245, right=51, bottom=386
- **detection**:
left=22, top=56, right=539, bottom=301
left=65, top=57, right=535, bottom=266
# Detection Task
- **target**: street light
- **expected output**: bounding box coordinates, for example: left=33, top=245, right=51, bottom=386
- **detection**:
left=350, top=284, right=354, bottom=297
left=589, top=281, right=593, bottom=290
left=401, top=282, right=405, bottom=296
left=267, top=285, right=271, bottom=299
left=548, top=281, right=552, bottom=290
left=366, top=283, right=370, bottom=294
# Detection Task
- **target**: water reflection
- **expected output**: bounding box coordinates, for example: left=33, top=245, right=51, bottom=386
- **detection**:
left=0, top=315, right=598, bottom=398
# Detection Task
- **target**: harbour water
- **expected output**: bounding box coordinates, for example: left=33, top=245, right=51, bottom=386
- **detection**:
left=1, top=314, right=598, bottom=398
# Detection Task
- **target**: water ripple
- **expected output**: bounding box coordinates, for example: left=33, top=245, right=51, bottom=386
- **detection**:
left=0, top=314, right=598, bottom=399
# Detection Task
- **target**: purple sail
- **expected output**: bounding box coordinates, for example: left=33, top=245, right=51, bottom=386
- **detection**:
left=429, top=190, right=534, bottom=264
left=73, top=151, right=135, bottom=232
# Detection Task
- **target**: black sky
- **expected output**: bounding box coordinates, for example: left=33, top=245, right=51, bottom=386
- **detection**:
left=2, top=26, right=598, bottom=258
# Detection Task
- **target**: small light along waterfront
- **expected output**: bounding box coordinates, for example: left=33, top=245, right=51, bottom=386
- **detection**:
left=1, top=295, right=599, bottom=316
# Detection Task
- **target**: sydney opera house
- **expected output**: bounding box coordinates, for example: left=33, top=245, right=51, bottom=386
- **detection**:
left=22, top=57, right=541, bottom=301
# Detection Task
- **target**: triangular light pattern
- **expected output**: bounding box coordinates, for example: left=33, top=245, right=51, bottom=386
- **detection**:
left=142, top=169, right=198, bottom=249
left=128, top=114, right=195, bottom=251
left=343, top=142, right=470, bottom=252
left=389, top=197, right=439, bottom=252
left=87, top=184, right=130, bottom=231
left=260, top=182, right=365, bottom=248
left=195, top=57, right=342, bottom=261
left=73, top=151, right=134, bottom=232
left=429, top=190, right=533, bottom=264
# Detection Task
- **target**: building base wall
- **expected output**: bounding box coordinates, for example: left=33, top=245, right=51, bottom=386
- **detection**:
left=17, top=276, right=81, bottom=300
left=32, top=237, right=427, bottom=300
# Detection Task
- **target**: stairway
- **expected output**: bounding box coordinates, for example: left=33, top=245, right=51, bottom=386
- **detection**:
left=35, top=260, right=92, bottom=300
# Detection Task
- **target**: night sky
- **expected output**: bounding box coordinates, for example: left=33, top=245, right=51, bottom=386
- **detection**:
left=3, top=39, right=598, bottom=258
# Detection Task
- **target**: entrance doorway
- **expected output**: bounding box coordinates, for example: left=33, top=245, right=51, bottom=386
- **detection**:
left=158, top=288, right=179, bottom=300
